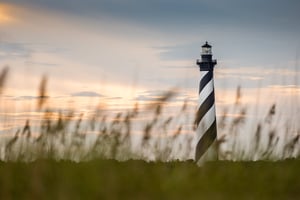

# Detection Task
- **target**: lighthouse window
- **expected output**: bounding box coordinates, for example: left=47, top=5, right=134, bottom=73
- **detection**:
left=202, top=47, right=211, bottom=55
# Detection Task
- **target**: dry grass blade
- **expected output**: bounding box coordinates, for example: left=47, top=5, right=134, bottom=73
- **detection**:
left=157, top=89, right=177, bottom=102
left=254, top=123, right=261, bottom=152
left=218, top=108, right=228, bottom=129
left=265, top=104, right=276, bottom=123
left=146, top=89, right=177, bottom=110
left=0, top=66, right=9, bottom=95
left=37, top=75, right=48, bottom=110
left=143, top=123, right=152, bottom=144
left=181, top=99, right=188, bottom=112
left=22, top=120, right=31, bottom=138
left=232, top=107, right=247, bottom=126
left=235, top=85, right=241, bottom=105
left=173, top=126, right=182, bottom=139
left=216, top=135, right=226, bottom=147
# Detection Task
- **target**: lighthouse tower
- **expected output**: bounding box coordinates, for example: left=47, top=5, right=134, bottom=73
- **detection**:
left=195, top=42, right=218, bottom=164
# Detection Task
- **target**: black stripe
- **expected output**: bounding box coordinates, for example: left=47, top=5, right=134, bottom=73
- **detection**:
left=194, top=90, right=215, bottom=127
left=199, top=71, right=213, bottom=94
left=195, top=120, right=217, bottom=161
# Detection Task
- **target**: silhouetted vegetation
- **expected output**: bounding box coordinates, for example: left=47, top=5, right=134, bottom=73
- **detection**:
left=0, top=66, right=299, bottom=198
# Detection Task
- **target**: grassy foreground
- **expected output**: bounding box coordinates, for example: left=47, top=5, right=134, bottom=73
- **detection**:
left=0, top=159, right=299, bottom=199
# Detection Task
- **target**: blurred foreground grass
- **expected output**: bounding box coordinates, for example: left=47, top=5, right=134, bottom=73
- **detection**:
left=1, top=159, right=300, bottom=199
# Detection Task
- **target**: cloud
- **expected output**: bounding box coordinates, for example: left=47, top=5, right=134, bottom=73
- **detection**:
left=136, top=95, right=161, bottom=102
left=71, top=91, right=104, bottom=97
left=24, top=61, right=59, bottom=67
left=12, top=95, right=50, bottom=101
left=0, top=42, right=32, bottom=59
left=105, top=97, right=123, bottom=100
left=154, top=43, right=201, bottom=61
left=5, top=0, right=300, bottom=33
left=267, top=85, right=300, bottom=94
left=136, top=89, right=194, bottom=103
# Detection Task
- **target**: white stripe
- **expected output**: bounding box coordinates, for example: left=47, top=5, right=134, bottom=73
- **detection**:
left=195, top=104, right=216, bottom=142
left=198, top=78, right=214, bottom=108
left=200, top=71, right=209, bottom=80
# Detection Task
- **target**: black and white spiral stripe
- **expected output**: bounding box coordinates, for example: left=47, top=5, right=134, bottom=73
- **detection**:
left=195, top=70, right=217, bottom=162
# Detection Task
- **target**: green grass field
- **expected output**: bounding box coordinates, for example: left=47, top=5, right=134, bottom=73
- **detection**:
left=1, top=159, right=300, bottom=199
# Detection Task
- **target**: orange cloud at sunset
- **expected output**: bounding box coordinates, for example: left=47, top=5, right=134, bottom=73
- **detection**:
left=0, top=4, right=16, bottom=24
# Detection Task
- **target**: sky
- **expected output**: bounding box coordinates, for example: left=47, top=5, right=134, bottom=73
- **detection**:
left=0, top=0, right=300, bottom=136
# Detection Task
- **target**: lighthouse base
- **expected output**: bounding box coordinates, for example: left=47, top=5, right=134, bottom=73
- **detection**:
left=196, top=141, right=218, bottom=166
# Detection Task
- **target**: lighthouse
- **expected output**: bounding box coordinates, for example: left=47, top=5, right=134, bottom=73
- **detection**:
left=195, top=41, right=218, bottom=164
